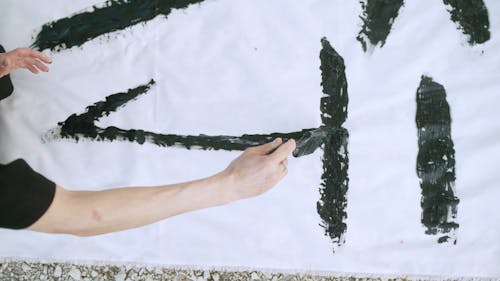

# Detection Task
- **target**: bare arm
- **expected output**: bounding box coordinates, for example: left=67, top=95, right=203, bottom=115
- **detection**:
left=28, top=138, right=296, bottom=236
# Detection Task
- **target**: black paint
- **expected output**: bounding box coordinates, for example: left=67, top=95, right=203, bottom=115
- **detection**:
left=443, top=0, right=490, bottom=45
left=356, top=0, right=404, bottom=52
left=293, top=126, right=330, bottom=157
left=320, top=38, right=348, bottom=128
left=54, top=79, right=315, bottom=151
left=32, top=0, right=205, bottom=51
left=317, top=38, right=349, bottom=247
left=416, top=76, right=459, bottom=244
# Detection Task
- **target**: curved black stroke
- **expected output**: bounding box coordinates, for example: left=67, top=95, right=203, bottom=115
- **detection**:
left=443, top=0, right=490, bottom=45
left=317, top=37, right=349, bottom=247
left=416, top=76, right=459, bottom=244
left=357, top=0, right=404, bottom=52
left=54, top=79, right=315, bottom=151
left=32, top=0, right=206, bottom=51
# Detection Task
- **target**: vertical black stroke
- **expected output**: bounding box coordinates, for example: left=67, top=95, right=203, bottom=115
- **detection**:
left=416, top=76, right=459, bottom=244
left=356, top=0, right=404, bottom=52
left=317, top=38, right=349, bottom=247
left=320, top=38, right=348, bottom=127
left=32, top=0, right=205, bottom=51
left=443, top=0, right=490, bottom=45
left=54, top=80, right=315, bottom=151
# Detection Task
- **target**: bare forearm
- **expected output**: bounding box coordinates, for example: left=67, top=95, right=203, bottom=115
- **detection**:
left=28, top=139, right=295, bottom=236
left=29, top=173, right=233, bottom=236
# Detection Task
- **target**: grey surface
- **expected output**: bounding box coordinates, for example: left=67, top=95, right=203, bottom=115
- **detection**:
left=1, top=260, right=498, bottom=281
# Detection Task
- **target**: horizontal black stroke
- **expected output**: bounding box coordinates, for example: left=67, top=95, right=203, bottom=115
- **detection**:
left=51, top=79, right=315, bottom=151
left=32, top=0, right=206, bottom=51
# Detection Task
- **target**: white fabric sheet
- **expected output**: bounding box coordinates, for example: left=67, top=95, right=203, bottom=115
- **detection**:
left=0, top=0, right=499, bottom=277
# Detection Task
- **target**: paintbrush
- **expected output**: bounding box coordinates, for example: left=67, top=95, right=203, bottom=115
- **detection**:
left=266, top=126, right=338, bottom=157
left=292, top=126, right=338, bottom=157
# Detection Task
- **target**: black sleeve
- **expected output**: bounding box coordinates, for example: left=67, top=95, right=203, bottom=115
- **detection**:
left=0, top=44, right=14, bottom=101
left=0, top=159, right=56, bottom=229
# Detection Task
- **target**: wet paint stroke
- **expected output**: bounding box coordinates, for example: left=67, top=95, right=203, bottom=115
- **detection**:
left=317, top=37, right=349, bottom=248
left=442, top=0, right=490, bottom=45
left=356, top=0, right=404, bottom=52
left=416, top=76, right=459, bottom=244
left=49, top=79, right=315, bottom=151
left=32, top=0, right=206, bottom=51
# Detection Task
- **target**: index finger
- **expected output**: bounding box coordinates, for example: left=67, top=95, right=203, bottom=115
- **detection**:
left=269, top=139, right=296, bottom=162
left=30, top=49, right=52, bottom=64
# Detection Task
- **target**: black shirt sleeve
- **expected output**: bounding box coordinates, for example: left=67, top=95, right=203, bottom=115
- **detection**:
left=0, top=44, right=14, bottom=101
left=0, top=46, right=55, bottom=229
left=0, top=159, right=56, bottom=229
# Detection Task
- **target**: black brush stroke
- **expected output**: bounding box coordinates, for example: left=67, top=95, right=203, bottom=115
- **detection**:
left=317, top=37, right=349, bottom=247
left=416, top=75, right=459, bottom=244
left=443, top=0, right=490, bottom=45
left=54, top=79, right=315, bottom=151
left=32, top=0, right=205, bottom=51
left=356, top=0, right=404, bottom=52
left=320, top=38, right=348, bottom=128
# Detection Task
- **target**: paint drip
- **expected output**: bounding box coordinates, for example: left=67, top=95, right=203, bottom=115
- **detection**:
left=356, top=0, right=404, bottom=52
left=443, top=0, right=490, bottom=45
left=32, top=0, right=206, bottom=51
left=317, top=37, right=349, bottom=248
left=51, top=79, right=315, bottom=151
left=416, top=75, right=459, bottom=244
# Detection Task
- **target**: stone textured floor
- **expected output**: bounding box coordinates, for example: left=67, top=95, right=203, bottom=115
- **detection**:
left=0, top=261, right=497, bottom=281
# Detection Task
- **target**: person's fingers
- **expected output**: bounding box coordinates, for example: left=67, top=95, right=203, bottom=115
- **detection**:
left=25, top=58, right=43, bottom=71
left=32, top=58, right=49, bottom=72
left=252, top=138, right=283, bottom=155
left=24, top=63, right=39, bottom=74
left=270, top=139, right=296, bottom=162
left=30, top=49, right=52, bottom=64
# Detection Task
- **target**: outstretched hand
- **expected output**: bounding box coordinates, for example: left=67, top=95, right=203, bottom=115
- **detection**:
left=0, top=48, right=52, bottom=78
left=221, top=138, right=296, bottom=201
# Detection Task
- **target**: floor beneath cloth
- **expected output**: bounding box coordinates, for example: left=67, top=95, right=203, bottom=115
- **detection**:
left=1, top=261, right=498, bottom=281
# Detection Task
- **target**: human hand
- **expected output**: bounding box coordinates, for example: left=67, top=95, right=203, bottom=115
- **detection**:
left=220, top=138, right=296, bottom=201
left=0, top=48, right=52, bottom=78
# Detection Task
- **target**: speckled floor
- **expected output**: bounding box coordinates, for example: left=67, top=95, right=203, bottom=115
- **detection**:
left=1, top=261, right=497, bottom=281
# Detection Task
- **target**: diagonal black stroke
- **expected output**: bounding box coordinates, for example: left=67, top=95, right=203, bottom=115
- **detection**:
left=443, top=0, right=490, bottom=45
left=416, top=75, right=459, bottom=244
left=317, top=37, right=349, bottom=248
left=356, top=0, right=404, bottom=52
left=54, top=80, right=315, bottom=151
left=32, top=0, right=206, bottom=51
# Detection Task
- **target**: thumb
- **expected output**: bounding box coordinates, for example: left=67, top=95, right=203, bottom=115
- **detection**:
left=252, top=138, right=283, bottom=155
